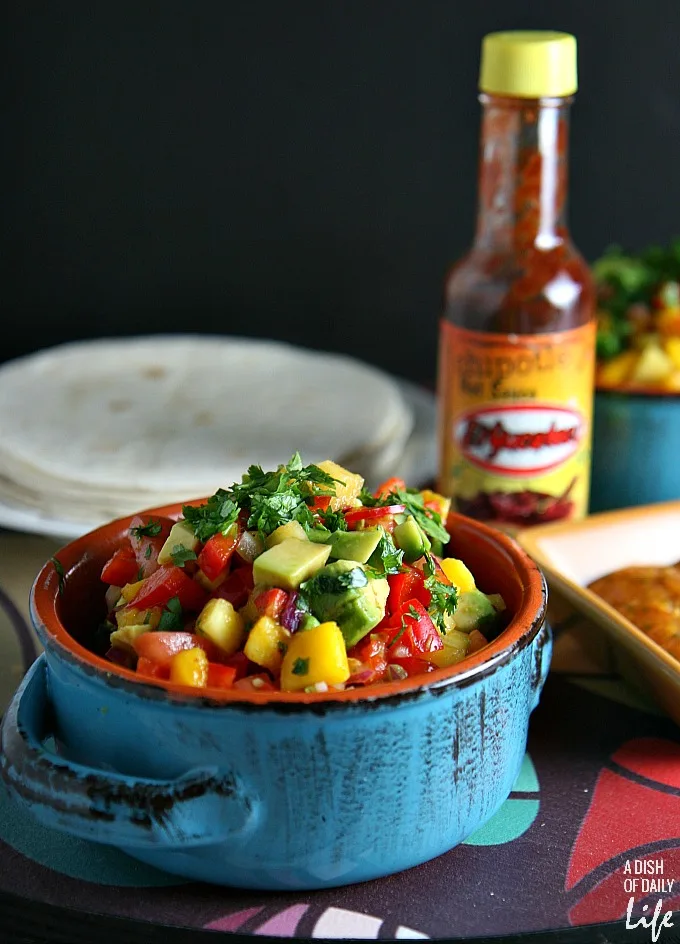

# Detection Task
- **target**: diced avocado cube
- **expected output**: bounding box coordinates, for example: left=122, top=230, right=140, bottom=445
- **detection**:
left=327, top=527, right=383, bottom=564
left=306, top=527, right=332, bottom=544
left=393, top=515, right=431, bottom=563
left=109, top=624, right=151, bottom=652
left=299, top=613, right=321, bottom=630
left=195, top=598, right=245, bottom=655
left=305, top=560, right=389, bottom=647
left=252, top=538, right=331, bottom=590
left=453, top=589, right=498, bottom=634
left=428, top=629, right=470, bottom=668
left=265, top=520, right=308, bottom=548
left=157, top=520, right=200, bottom=566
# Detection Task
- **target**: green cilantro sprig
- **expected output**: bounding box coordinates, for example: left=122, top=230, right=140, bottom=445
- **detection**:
left=50, top=557, right=65, bottom=595
left=170, top=544, right=198, bottom=567
left=158, top=596, right=183, bottom=631
left=292, top=657, right=310, bottom=676
left=130, top=519, right=162, bottom=539
left=182, top=453, right=340, bottom=541
left=366, top=529, right=404, bottom=576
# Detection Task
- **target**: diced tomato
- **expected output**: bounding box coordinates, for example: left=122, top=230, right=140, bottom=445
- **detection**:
left=212, top=566, right=254, bottom=609
left=221, top=651, right=251, bottom=681
left=375, top=477, right=406, bottom=498
left=133, top=631, right=223, bottom=669
left=387, top=567, right=431, bottom=615
left=347, top=632, right=388, bottom=684
left=206, top=663, right=237, bottom=689
left=234, top=673, right=276, bottom=692
left=101, top=546, right=139, bottom=587
left=386, top=599, right=443, bottom=657
left=127, top=565, right=207, bottom=612
left=128, top=515, right=175, bottom=579
left=344, top=504, right=406, bottom=527
left=136, top=656, right=169, bottom=680
left=386, top=654, right=435, bottom=678
left=254, top=587, right=288, bottom=619
left=197, top=530, right=240, bottom=582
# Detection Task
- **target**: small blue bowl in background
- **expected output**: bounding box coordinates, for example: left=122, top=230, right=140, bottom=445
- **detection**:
left=590, top=390, right=680, bottom=513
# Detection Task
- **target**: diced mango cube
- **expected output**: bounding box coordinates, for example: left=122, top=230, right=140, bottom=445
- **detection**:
left=657, top=308, right=680, bottom=337
left=420, top=489, right=451, bottom=521
left=316, top=460, right=364, bottom=511
left=439, top=558, right=476, bottom=593
left=664, top=337, right=680, bottom=371
left=631, top=342, right=673, bottom=385
left=115, top=605, right=161, bottom=630
left=121, top=580, right=145, bottom=602
left=596, top=351, right=637, bottom=388
left=195, top=597, right=245, bottom=655
left=280, top=621, right=350, bottom=692
left=169, top=647, right=208, bottom=687
left=244, top=615, right=291, bottom=674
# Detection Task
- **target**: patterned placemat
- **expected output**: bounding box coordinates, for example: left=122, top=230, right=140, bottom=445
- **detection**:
left=1, top=534, right=679, bottom=942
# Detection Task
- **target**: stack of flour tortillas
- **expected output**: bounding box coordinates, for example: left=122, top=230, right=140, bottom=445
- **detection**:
left=0, top=336, right=416, bottom=536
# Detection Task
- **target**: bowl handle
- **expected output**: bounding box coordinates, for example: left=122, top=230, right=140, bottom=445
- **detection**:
left=0, top=656, right=258, bottom=848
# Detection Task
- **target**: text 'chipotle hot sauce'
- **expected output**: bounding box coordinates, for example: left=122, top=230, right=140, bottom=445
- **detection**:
left=437, top=32, right=595, bottom=531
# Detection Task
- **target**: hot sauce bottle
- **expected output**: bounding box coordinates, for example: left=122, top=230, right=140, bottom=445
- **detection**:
left=437, top=32, right=595, bottom=530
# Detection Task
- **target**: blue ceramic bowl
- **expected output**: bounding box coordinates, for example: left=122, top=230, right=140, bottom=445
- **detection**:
left=590, top=390, right=680, bottom=513
left=0, top=506, right=549, bottom=890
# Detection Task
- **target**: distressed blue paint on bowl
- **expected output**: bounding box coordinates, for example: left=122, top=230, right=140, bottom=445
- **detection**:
left=0, top=508, right=550, bottom=890
left=591, top=391, right=680, bottom=512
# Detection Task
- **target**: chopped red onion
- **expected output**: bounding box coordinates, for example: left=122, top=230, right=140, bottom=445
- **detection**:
left=280, top=591, right=304, bottom=632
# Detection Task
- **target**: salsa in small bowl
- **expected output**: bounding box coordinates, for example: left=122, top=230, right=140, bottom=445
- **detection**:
left=1, top=456, right=549, bottom=889
left=591, top=241, right=680, bottom=512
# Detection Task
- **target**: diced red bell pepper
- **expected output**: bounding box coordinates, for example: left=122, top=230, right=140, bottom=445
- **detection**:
left=133, top=631, right=223, bottom=669
left=375, top=477, right=406, bottom=498
left=212, top=566, right=254, bottom=609
left=309, top=494, right=331, bottom=513
left=344, top=504, right=406, bottom=526
left=197, top=530, right=240, bottom=582
left=101, top=546, right=139, bottom=587
left=206, top=663, right=237, bottom=689
left=387, top=567, right=431, bottom=615
left=386, top=599, right=443, bottom=657
left=136, top=656, right=170, bottom=680
left=254, top=587, right=288, bottom=619
left=234, top=673, right=276, bottom=692
left=128, top=515, right=175, bottom=579
left=127, top=565, right=207, bottom=612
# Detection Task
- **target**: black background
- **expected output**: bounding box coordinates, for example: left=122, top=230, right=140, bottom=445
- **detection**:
left=4, top=1, right=680, bottom=384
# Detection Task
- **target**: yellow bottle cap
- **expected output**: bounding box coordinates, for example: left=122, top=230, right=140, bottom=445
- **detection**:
left=479, top=31, right=577, bottom=98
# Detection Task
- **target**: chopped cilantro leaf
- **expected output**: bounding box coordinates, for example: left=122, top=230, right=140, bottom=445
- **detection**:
left=144, top=544, right=152, bottom=559
left=137, top=567, right=145, bottom=581
left=130, top=519, right=162, bottom=538
left=368, top=529, right=404, bottom=575
left=170, top=544, right=198, bottom=567
left=277, top=640, right=288, bottom=655
left=158, top=596, right=183, bottom=631
left=50, top=557, right=65, bottom=595
left=408, top=604, right=421, bottom=619
left=302, top=566, right=368, bottom=598
left=359, top=488, right=450, bottom=544
left=317, top=507, right=348, bottom=532
left=182, top=493, right=239, bottom=542
left=292, top=657, right=310, bottom=676
left=423, top=553, right=458, bottom=633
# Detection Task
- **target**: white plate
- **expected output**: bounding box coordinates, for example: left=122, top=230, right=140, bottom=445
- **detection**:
left=0, top=379, right=436, bottom=540
left=518, top=501, right=680, bottom=725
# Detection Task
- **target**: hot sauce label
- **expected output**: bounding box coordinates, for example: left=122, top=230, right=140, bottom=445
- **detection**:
left=437, top=321, right=596, bottom=529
